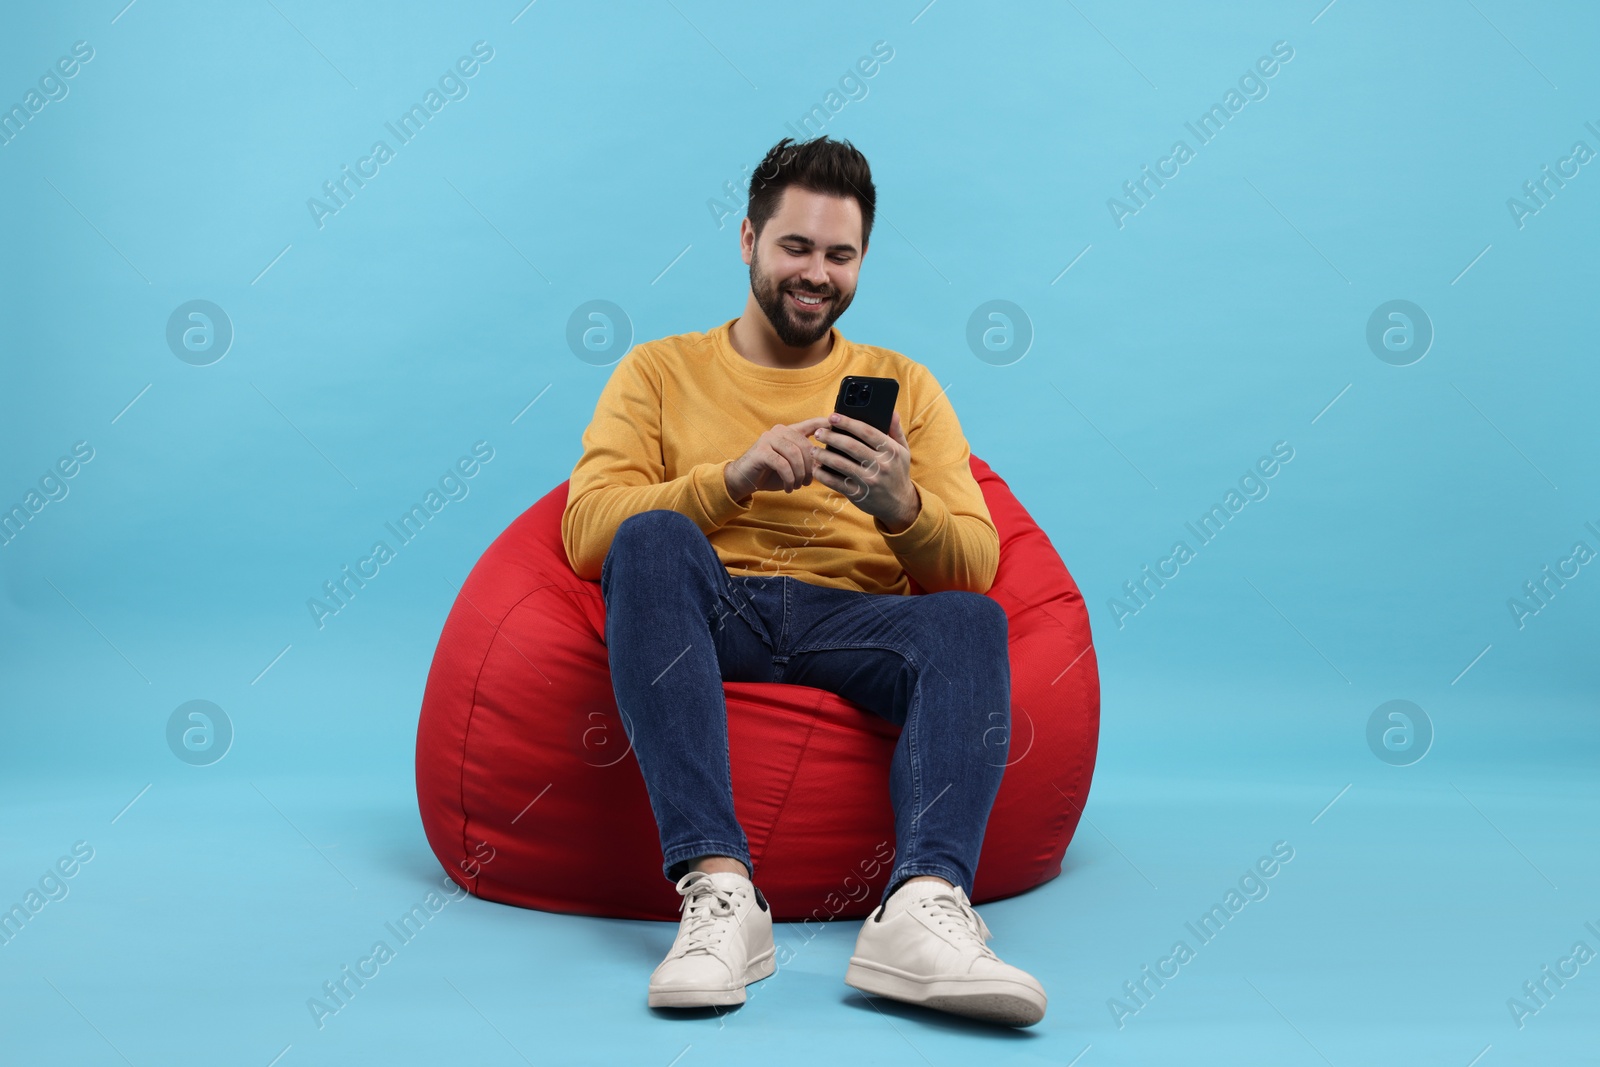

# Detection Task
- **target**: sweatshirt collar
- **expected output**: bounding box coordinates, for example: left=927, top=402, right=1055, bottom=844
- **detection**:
left=712, top=317, right=849, bottom=386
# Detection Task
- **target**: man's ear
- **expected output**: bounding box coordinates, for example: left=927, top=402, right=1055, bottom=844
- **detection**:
left=740, top=218, right=755, bottom=266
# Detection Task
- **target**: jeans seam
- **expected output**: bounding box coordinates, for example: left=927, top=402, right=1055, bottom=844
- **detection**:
left=786, top=640, right=914, bottom=662
left=906, top=670, right=924, bottom=871
left=663, top=840, right=754, bottom=878
left=781, top=576, right=791, bottom=652
left=664, top=840, right=751, bottom=860
left=719, top=689, right=738, bottom=861
left=716, top=576, right=777, bottom=656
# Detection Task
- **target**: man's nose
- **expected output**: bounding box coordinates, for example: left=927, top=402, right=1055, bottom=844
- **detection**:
left=800, top=254, right=830, bottom=287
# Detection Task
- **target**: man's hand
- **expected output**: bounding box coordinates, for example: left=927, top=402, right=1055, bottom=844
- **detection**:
left=812, top=410, right=920, bottom=533
left=724, top=416, right=834, bottom=503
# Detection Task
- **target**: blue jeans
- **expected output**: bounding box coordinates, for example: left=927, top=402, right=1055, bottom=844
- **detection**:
left=599, top=508, right=1011, bottom=907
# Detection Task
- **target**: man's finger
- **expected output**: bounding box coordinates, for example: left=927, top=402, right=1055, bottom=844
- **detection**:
left=830, top=412, right=886, bottom=448
left=782, top=428, right=822, bottom=478
left=816, top=438, right=862, bottom=479
left=889, top=410, right=907, bottom=447
left=779, top=439, right=809, bottom=486
left=818, top=424, right=869, bottom=463
left=764, top=443, right=797, bottom=490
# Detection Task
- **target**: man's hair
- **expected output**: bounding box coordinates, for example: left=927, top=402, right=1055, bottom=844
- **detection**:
left=747, top=136, right=875, bottom=250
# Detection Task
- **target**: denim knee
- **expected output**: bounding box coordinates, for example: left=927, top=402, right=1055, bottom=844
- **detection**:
left=613, top=509, right=698, bottom=555
left=925, top=592, right=1009, bottom=706
left=940, top=592, right=1009, bottom=649
left=602, top=509, right=697, bottom=590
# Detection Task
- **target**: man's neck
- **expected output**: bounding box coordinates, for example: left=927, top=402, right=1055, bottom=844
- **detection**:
left=729, top=300, right=834, bottom=370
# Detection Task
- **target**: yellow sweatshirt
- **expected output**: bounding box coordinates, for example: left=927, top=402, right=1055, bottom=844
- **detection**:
left=562, top=317, right=998, bottom=597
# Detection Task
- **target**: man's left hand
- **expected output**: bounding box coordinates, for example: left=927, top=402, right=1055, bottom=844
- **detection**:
left=811, top=410, right=920, bottom=534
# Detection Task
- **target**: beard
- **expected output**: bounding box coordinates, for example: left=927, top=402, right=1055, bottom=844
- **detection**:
left=749, top=246, right=854, bottom=348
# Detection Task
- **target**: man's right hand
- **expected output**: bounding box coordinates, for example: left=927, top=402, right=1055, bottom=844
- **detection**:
left=724, top=416, right=833, bottom=503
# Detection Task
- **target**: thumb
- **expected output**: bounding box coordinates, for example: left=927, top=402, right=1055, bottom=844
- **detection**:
left=889, top=410, right=908, bottom=446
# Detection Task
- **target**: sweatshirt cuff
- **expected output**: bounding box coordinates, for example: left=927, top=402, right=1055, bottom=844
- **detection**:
left=874, top=481, right=945, bottom=559
left=690, top=461, right=752, bottom=528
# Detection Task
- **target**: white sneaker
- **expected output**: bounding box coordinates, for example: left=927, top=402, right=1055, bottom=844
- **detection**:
left=648, top=870, right=776, bottom=1008
left=844, top=879, right=1047, bottom=1027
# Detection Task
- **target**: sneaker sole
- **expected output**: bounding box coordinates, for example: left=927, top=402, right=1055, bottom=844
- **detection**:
left=844, top=959, right=1046, bottom=1027
left=648, top=947, right=777, bottom=1009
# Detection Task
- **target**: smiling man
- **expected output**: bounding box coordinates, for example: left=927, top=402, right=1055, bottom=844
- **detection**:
left=562, top=136, right=1045, bottom=1027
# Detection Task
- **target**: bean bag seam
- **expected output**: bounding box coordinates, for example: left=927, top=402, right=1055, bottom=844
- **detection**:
left=1003, top=583, right=1087, bottom=622
left=1048, top=741, right=1096, bottom=875
left=455, top=583, right=568, bottom=894
left=1044, top=649, right=1100, bottom=873
left=750, top=691, right=823, bottom=876
left=555, top=583, right=606, bottom=643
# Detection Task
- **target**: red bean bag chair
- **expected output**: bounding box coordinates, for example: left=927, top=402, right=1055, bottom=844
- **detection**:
left=415, top=456, right=1099, bottom=922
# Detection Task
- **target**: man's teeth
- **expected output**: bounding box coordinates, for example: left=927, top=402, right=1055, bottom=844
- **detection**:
left=792, top=292, right=825, bottom=305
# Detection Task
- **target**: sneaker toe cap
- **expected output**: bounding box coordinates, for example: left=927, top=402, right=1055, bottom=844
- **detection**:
left=651, top=954, right=739, bottom=992
left=970, top=956, right=1046, bottom=993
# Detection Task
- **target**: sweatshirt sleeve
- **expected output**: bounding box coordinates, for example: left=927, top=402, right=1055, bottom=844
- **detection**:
left=562, top=347, right=750, bottom=580
left=872, top=372, right=999, bottom=595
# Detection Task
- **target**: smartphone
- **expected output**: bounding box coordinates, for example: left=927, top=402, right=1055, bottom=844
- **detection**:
left=826, top=376, right=900, bottom=449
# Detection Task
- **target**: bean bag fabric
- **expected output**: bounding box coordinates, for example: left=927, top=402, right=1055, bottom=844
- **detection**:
left=415, top=456, right=1099, bottom=923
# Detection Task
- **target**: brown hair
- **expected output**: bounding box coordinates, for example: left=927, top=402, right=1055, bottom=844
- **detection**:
left=746, top=136, right=875, bottom=250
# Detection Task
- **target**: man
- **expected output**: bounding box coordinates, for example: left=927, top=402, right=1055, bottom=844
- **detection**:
left=562, top=136, right=1045, bottom=1027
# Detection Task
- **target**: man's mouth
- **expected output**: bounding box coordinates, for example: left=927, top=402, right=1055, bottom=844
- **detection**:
left=787, top=289, right=829, bottom=311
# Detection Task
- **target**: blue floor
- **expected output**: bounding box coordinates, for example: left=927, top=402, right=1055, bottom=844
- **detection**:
left=3, top=659, right=1595, bottom=1065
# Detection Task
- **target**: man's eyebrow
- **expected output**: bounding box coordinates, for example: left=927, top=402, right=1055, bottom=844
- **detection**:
left=775, top=233, right=859, bottom=254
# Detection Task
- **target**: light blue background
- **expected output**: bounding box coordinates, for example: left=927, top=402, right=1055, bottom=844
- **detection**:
left=2, top=1, right=1596, bottom=1063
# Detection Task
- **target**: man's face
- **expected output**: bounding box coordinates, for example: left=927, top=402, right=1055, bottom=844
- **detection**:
left=743, top=186, right=865, bottom=347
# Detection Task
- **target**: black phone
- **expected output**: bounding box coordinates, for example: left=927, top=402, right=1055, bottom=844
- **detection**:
left=826, top=375, right=900, bottom=449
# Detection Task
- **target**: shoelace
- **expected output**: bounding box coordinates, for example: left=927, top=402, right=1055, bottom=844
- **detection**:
left=672, top=875, right=743, bottom=956
left=919, top=887, right=999, bottom=961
